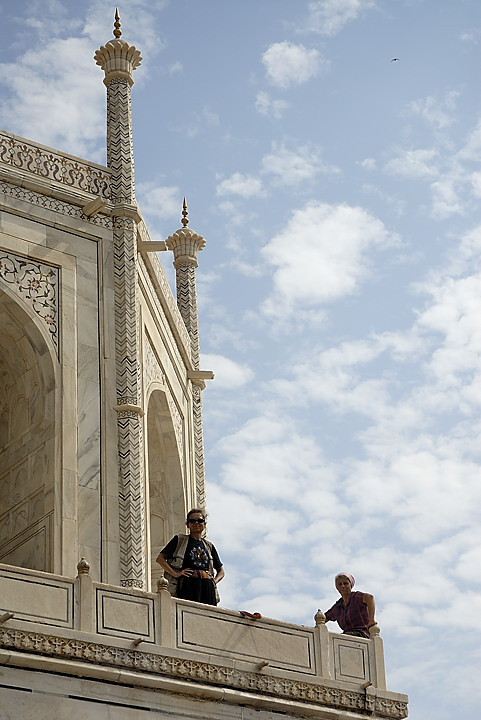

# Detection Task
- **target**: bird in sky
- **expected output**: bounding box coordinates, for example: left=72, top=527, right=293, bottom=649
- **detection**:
left=391, top=57, right=400, bottom=61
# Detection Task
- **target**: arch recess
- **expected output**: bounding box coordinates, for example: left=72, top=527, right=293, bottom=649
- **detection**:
left=146, top=387, right=185, bottom=591
left=0, top=285, right=57, bottom=571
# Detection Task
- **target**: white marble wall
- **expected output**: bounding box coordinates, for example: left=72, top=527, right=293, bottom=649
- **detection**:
left=0, top=132, right=198, bottom=588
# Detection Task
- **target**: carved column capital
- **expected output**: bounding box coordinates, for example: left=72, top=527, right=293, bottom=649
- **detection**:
left=165, top=227, right=206, bottom=268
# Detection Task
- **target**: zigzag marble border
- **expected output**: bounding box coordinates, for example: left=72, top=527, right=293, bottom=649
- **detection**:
left=0, top=626, right=408, bottom=719
left=113, top=215, right=146, bottom=589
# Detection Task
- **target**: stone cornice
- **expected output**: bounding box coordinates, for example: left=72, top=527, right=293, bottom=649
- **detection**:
left=0, top=625, right=408, bottom=719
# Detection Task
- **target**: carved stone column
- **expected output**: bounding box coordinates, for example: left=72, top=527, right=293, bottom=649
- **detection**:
left=166, top=201, right=207, bottom=508
left=95, top=13, right=146, bottom=588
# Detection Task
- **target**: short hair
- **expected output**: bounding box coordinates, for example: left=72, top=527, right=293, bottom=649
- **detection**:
left=186, top=508, right=207, bottom=524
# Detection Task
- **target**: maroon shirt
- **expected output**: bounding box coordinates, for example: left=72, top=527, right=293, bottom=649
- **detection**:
left=325, top=591, right=370, bottom=638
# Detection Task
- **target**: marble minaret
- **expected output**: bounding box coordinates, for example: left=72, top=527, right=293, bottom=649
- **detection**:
left=95, top=11, right=146, bottom=588
left=166, top=200, right=210, bottom=509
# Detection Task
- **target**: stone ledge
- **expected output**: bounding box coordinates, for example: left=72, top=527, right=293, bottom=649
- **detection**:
left=0, top=625, right=408, bottom=719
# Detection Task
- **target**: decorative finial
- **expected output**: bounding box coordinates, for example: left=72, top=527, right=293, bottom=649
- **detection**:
left=113, top=8, right=122, bottom=38
left=181, top=197, right=189, bottom=227
left=77, top=557, right=91, bottom=575
left=157, top=576, right=169, bottom=592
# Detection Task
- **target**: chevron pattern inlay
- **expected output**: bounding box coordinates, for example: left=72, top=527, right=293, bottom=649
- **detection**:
left=107, top=79, right=136, bottom=205
left=113, top=218, right=146, bottom=588
left=166, top=229, right=207, bottom=507
left=192, top=383, right=206, bottom=508
left=101, top=45, right=146, bottom=587
left=176, top=261, right=200, bottom=369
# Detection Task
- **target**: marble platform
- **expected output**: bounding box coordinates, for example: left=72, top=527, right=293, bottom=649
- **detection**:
left=0, top=562, right=408, bottom=720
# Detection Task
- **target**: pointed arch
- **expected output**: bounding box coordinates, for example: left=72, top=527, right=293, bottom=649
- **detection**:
left=145, top=387, right=185, bottom=591
left=0, top=285, right=57, bottom=571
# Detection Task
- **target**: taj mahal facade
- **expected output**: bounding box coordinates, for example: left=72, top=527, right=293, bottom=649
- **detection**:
left=0, top=14, right=408, bottom=720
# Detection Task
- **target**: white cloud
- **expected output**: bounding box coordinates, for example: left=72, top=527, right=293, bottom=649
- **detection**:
left=0, top=37, right=104, bottom=157
left=471, top=171, right=481, bottom=198
left=385, top=148, right=439, bottom=178
left=409, top=92, right=459, bottom=131
left=0, top=1, right=163, bottom=157
left=136, top=182, right=181, bottom=225
left=83, top=0, right=165, bottom=57
left=260, top=201, right=396, bottom=318
left=305, top=0, right=374, bottom=36
left=168, top=61, right=183, bottom=75
left=458, top=119, right=481, bottom=162
left=216, top=172, right=264, bottom=198
left=262, top=41, right=322, bottom=89
left=360, top=157, right=376, bottom=170
left=261, top=142, right=337, bottom=186
left=200, top=354, right=254, bottom=389
left=430, top=175, right=463, bottom=219
left=255, top=91, right=289, bottom=119
left=201, top=105, right=220, bottom=126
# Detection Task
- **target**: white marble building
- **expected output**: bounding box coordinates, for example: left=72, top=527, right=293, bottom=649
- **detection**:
left=0, top=14, right=408, bottom=720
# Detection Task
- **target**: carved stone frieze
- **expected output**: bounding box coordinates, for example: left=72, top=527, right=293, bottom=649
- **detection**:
left=0, top=626, right=408, bottom=719
left=0, top=132, right=111, bottom=199
left=0, top=249, right=59, bottom=354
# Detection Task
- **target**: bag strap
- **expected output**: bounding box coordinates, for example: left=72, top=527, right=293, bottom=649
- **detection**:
left=169, top=534, right=214, bottom=576
left=201, top=538, right=215, bottom=576
left=168, top=533, right=189, bottom=571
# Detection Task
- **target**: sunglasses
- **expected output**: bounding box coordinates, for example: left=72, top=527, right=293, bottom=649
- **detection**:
left=188, top=518, right=205, bottom=524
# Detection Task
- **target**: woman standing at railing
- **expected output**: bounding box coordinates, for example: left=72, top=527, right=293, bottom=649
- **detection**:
left=324, top=573, right=376, bottom=638
left=156, top=509, right=225, bottom=606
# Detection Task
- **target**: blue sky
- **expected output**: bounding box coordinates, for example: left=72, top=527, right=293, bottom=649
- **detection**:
left=1, top=1, right=481, bottom=718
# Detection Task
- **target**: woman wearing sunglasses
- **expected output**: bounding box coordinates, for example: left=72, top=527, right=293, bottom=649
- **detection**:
left=156, top=509, right=224, bottom=605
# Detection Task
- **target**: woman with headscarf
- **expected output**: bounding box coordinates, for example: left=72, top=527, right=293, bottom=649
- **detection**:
left=324, top=573, right=376, bottom=638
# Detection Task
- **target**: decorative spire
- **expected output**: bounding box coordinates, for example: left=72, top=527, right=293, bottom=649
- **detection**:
left=94, top=13, right=142, bottom=87
left=113, top=8, right=122, bottom=38
left=181, top=197, right=189, bottom=227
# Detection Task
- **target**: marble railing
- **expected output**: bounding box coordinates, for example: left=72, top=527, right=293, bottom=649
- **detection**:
left=0, top=561, right=408, bottom=719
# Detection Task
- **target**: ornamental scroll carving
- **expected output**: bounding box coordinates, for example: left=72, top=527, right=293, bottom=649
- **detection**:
left=0, top=132, right=111, bottom=199
left=0, top=250, right=59, bottom=354
left=0, top=626, right=408, bottom=719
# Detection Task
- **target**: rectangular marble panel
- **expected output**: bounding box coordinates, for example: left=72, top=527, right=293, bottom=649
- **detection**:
left=177, top=605, right=316, bottom=674
left=0, top=566, right=74, bottom=627
left=0, top=515, right=52, bottom=574
left=331, top=634, right=370, bottom=683
left=96, top=588, right=155, bottom=641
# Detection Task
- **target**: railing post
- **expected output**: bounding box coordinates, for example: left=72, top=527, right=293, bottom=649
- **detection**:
left=76, top=557, right=94, bottom=633
left=314, top=609, right=332, bottom=678
left=369, top=623, right=386, bottom=689
left=157, top=576, right=175, bottom=648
